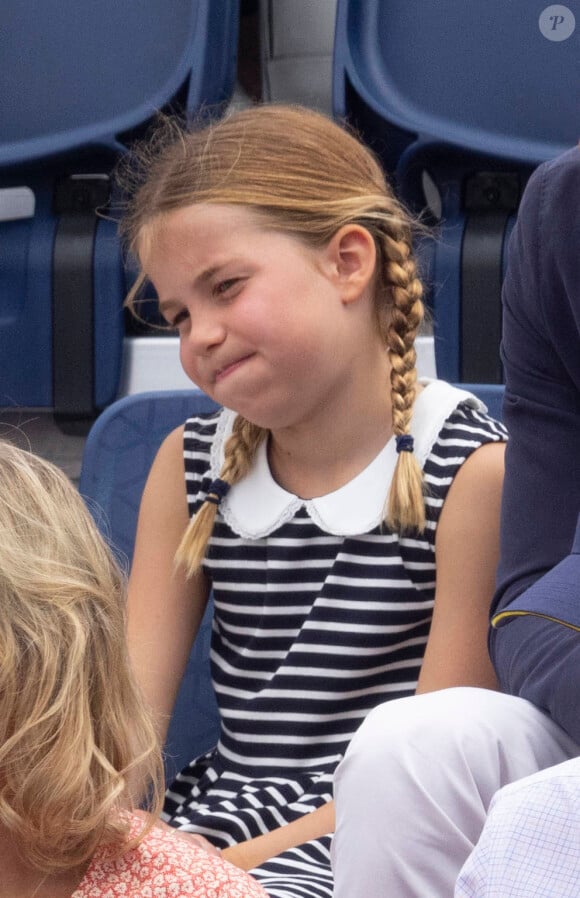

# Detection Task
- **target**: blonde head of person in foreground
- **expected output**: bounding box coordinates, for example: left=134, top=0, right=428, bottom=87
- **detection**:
left=0, top=442, right=266, bottom=897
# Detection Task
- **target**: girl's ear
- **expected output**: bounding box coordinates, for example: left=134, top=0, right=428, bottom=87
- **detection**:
left=324, top=224, right=377, bottom=304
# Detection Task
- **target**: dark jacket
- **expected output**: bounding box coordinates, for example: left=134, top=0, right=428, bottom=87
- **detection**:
left=490, top=145, right=580, bottom=744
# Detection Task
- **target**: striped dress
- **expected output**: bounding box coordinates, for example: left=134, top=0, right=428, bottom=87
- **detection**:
left=163, top=380, right=507, bottom=898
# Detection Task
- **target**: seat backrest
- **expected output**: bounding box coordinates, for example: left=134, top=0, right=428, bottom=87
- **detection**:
left=333, top=0, right=580, bottom=384
left=333, top=1, right=579, bottom=171
left=0, top=1, right=239, bottom=417
left=400, top=143, right=525, bottom=384
left=79, top=389, right=221, bottom=783
left=0, top=0, right=239, bottom=165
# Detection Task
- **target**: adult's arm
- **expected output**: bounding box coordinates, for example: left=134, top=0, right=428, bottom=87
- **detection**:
left=455, top=759, right=580, bottom=898
left=490, top=146, right=580, bottom=741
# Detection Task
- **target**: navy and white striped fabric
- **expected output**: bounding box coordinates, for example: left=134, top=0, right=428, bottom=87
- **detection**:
left=163, top=381, right=506, bottom=897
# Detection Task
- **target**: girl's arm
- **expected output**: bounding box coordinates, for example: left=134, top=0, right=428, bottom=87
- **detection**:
left=222, top=802, right=336, bottom=871
left=416, top=440, right=505, bottom=694
left=128, top=424, right=211, bottom=744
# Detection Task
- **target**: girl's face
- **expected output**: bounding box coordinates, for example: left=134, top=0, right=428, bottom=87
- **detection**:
left=141, top=204, right=376, bottom=431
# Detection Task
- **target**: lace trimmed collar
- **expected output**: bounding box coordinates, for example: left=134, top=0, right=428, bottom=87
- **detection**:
left=209, top=379, right=483, bottom=539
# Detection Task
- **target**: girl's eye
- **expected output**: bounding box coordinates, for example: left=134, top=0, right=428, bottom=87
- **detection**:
left=214, top=278, right=239, bottom=297
left=167, top=308, right=189, bottom=329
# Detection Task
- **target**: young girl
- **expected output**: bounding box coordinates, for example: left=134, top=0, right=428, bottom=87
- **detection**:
left=120, top=104, right=506, bottom=897
left=0, top=441, right=266, bottom=898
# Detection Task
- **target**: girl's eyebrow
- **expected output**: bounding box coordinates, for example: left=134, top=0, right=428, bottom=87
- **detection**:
left=157, top=258, right=246, bottom=312
left=196, top=256, right=248, bottom=286
left=156, top=264, right=225, bottom=312
left=196, top=263, right=223, bottom=286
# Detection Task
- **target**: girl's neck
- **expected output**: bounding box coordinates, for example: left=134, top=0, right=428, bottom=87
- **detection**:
left=268, top=376, right=395, bottom=499
left=0, top=828, right=87, bottom=898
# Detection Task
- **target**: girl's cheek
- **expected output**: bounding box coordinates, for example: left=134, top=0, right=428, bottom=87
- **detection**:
left=179, top=343, right=197, bottom=381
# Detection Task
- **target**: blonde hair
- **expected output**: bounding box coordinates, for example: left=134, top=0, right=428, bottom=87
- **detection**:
left=119, top=104, right=426, bottom=576
left=0, top=442, right=163, bottom=874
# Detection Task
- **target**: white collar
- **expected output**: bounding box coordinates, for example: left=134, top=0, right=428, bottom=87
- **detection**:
left=210, top=379, right=483, bottom=539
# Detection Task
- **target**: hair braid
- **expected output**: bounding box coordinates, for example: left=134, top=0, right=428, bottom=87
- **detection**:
left=175, top=416, right=267, bottom=576
left=381, top=230, right=426, bottom=533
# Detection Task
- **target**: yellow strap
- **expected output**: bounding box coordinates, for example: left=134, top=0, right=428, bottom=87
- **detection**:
left=492, top=609, right=580, bottom=632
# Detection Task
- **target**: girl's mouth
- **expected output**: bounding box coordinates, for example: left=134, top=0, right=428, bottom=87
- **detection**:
left=215, top=354, right=254, bottom=383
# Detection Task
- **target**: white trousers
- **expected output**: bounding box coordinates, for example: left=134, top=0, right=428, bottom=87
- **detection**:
left=332, top=688, right=579, bottom=898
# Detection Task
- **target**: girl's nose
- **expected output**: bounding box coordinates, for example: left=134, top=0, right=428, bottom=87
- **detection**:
left=186, top=309, right=227, bottom=353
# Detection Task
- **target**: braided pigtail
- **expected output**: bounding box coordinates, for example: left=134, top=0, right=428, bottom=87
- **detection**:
left=175, top=416, right=267, bottom=577
left=381, top=228, right=426, bottom=534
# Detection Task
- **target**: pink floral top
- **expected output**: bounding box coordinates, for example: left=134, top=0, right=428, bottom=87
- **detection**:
left=71, top=814, right=266, bottom=897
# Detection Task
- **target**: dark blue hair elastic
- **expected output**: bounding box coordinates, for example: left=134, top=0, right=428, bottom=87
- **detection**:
left=395, top=434, right=414, bottom=454
left=206, top=478, right=231, bottom=506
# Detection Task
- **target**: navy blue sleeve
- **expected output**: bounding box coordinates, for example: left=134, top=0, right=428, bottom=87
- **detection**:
left=490, top=146, right=580, bottom=740
left=492, top=612, right=580, bottom=744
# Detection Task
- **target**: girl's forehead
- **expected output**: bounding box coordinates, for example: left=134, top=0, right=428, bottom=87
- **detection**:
left=153, top=203, right=264, bottom=237
left=137, top=204, right=264, bottom=262
left=138, top=203, right=306, bottom=270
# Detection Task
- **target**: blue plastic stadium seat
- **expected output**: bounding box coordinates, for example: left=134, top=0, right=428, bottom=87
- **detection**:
left=333, top=0, right=580, bottom=383
left=333, top=1, right=579, bottom=170
left=0, top=1, right=239, bottom=416
left=79, top=389, right=221, bottom=783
